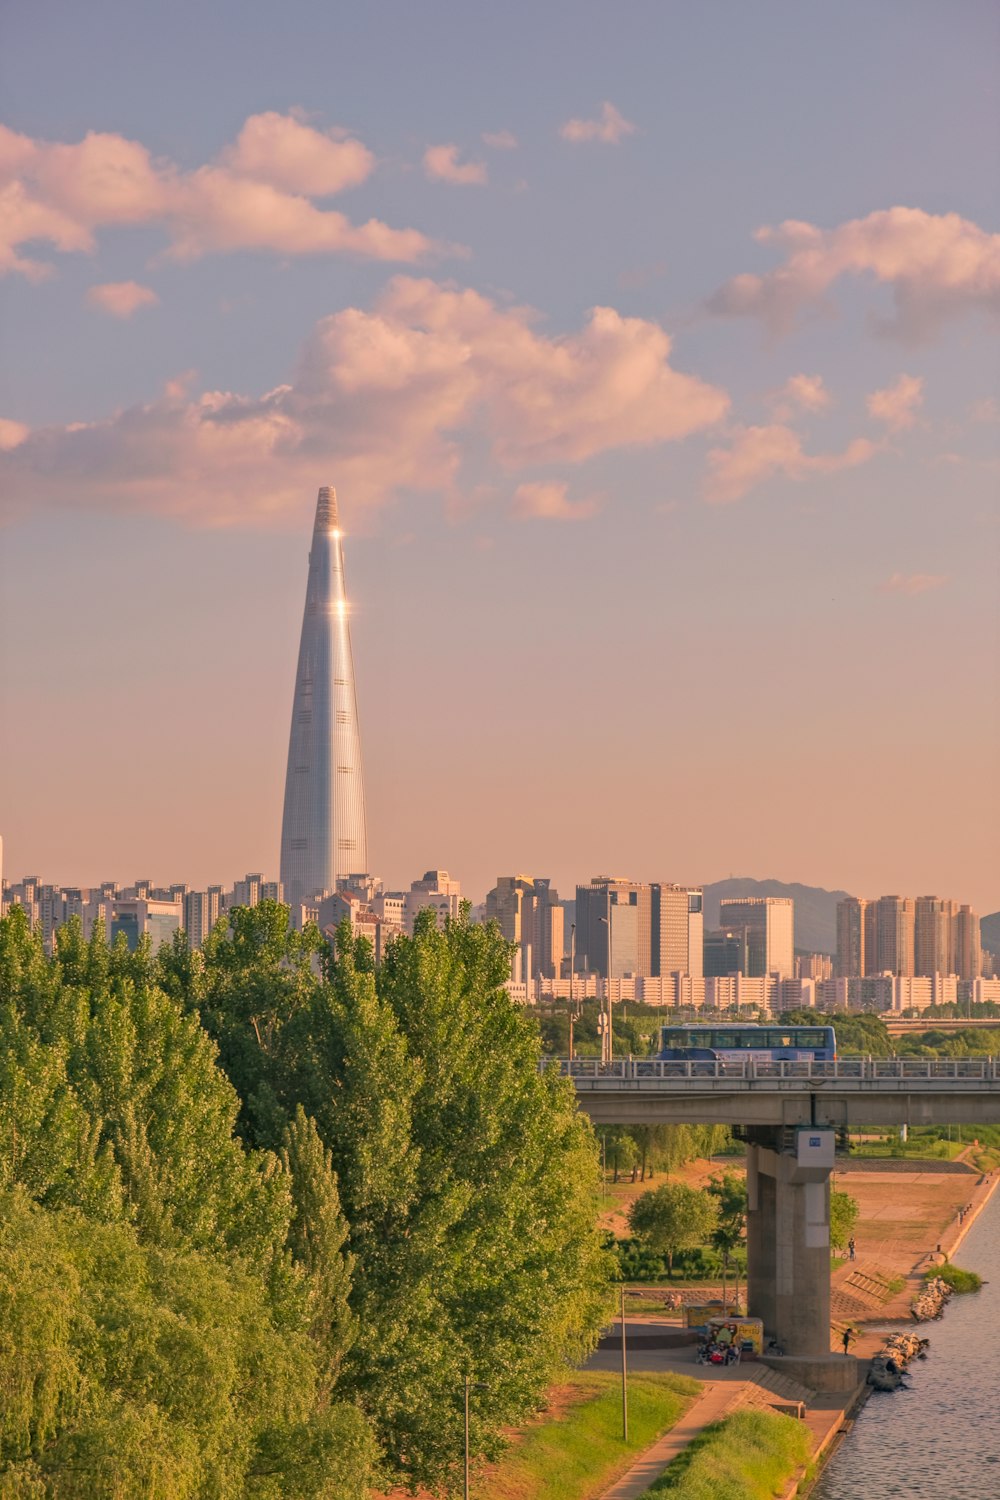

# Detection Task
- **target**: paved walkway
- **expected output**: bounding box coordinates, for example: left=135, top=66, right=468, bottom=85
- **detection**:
left=599, top=1378, right=743, bottom=1500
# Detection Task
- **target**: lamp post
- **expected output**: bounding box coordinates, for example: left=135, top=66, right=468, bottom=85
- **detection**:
left=600, top=913, right=614, bottom=1063
left=569, top=922, right=576, bottom=1060
left=464, top=1377, right=488, bottom=1500
left=620, top=1281, right=628, bottom=1441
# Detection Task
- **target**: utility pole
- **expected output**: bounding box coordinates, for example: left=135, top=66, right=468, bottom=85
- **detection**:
left=464, top=1377, right=487, bottom=1500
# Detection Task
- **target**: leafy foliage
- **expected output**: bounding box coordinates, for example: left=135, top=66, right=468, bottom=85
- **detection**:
left=829, top=1188, right=859, bottom=1251
left=628, top=1180, right=720, bottom=1275
left=0, top=1190, right=373, bottom=1498
left=165, top=903, right=614, bottom=1491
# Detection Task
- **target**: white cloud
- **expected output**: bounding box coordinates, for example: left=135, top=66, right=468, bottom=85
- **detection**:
left=707, top=207, right=1000, bottom=337
left=704, top=423, right=877, bottom=504
left=0, top=418, right=29, bottom=450
left=512, top=481, right=598, bottom=521
left=482, top=130, right=517, bottom=150
left=0, top=114, right=443, bottom=278
left=422, top=144, right=488, bottom=186
left=559, top=102, right=636, bottom=145
left=87, top=280, right=159, bottom=318
left=880, top=572, right=948, bottom=596
left=867, top=374, right=924, bottom=431
left=2, top=276, right=729, bottom=527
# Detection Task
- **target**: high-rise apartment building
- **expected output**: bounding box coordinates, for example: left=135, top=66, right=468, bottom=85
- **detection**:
left=955, top=905, right=982, bottom=983
left=873, top=895, right=915, bottom=976
left=716, top=897, right=794, bottom=978
left=915, top=896, right=957, bottom=977
left=836, top=897, right=869, bottom=978
left=280, top=486, right=367, bottom=906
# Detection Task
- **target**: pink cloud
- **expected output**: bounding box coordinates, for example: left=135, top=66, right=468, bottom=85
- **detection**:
left=512, top=481, right=598, bottom=521
left=422, top=144, right=488, bottom=186
left=482, top=130, right=518, bottom=150
left=880, top=572, right=948, bottom=596
left=87, top=280, right=159, bottom=318
left=707, top=207, right=1000, bottom=337
left=219, top=111, right=373, bottom=196
left=0, top=114, right=441, bottom=277
left=0, top=418, right=28, bottom=451
left=559, top=102, right=636, bottom=145
left=866, top=373, right=924, bottom=431
left=704, top=423, right=877, bottom=504
left=771, top=373, right=831, bottom=419
left=1, top=276, right=729, bottom=527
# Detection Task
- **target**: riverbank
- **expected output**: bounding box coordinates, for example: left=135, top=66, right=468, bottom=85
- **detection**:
left=591, top=1156, right=1000, bottom=1497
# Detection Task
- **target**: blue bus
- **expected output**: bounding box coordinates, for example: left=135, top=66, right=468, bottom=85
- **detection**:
left=658, top=1023, right=836, bottom=1062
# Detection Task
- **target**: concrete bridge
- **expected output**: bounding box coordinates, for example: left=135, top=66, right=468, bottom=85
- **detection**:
left=549, top=1056, right=1000, bottom=1390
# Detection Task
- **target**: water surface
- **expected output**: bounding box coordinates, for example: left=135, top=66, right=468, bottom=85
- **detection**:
left=815, top=1185, right=1000, bottom=1499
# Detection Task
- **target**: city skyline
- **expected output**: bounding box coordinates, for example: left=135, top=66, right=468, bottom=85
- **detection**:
left=1, top=3, right=997, bottom=911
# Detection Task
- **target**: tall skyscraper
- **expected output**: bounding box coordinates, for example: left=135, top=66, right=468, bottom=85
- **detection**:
left=280, top=487, right=368, bottom=907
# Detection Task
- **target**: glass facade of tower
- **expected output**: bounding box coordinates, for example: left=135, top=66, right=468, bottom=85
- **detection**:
left=279, top=487, right=368, bottom=907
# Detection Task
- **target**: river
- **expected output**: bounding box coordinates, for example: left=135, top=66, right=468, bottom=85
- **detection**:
left=814, top=1185, right=1000, bottom=1499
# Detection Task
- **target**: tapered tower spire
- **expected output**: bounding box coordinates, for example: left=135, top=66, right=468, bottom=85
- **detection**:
left=280, top=486, right=367, bottom=906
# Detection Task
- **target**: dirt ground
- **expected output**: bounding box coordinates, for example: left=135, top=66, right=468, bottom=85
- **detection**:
left=598, top=1156, right=731, bottom=1236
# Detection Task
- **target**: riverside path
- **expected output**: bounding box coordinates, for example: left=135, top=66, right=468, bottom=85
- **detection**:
left=548, top=1055, right=1000, bottom=1389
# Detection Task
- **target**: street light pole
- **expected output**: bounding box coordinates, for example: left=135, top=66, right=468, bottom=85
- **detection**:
left=569, top=922, right=576, bottom=1060
left=620, top=1281, right=628, bottom=1441
left=600, top=913, right=614, bottom=1063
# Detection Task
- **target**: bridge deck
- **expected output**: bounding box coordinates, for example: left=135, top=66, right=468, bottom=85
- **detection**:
left=546, top=1057, right=1000, bottom=1127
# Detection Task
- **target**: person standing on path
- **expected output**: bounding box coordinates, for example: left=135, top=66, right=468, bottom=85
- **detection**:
left=848, top=1237, right=856, bottom=1261
left=842, top=1327, right=855, bottom=1356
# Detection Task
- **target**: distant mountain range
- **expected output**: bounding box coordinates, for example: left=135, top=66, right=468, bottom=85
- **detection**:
left=560, top=880, right=999, bottom=962
left=703, top=878, right=851, bottom=955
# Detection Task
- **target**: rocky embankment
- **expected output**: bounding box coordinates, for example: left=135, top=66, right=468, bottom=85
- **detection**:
left=911, top=1276, right=953, bottom=1321
left=868, top=1330, right=931, bottom=1391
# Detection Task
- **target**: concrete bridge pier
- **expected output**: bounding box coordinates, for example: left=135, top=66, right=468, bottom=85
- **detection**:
left=746, top=1133, right=861, bottom=1392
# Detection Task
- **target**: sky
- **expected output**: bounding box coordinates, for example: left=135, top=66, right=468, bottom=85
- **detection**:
left=1, top=0, right=998, bottom=912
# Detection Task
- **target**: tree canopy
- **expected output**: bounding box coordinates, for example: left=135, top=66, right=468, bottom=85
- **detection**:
left=628, top=1179, right=720, bottom=1275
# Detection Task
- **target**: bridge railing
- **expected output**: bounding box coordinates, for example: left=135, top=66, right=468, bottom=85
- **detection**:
left=542, top=1056, right=999, bottom=1082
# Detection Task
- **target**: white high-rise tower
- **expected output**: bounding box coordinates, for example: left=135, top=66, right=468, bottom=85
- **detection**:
left=279, top=486, right=367, bottom=906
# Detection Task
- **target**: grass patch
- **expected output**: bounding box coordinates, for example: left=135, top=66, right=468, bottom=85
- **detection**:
left=972, top=1148, right=1000, bottom=1173
left=638, top=1409, right=810, bottom=1500
left=930, top=1263, right=982, bottom=1294
left=483, top=1371, right=700, bottom=1500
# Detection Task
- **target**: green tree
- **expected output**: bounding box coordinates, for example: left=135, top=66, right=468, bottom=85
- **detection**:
left=197, top=907, right=613, bottom=1491
left=279, top=1106, right=357, bottom=1393
left=0, top=1190, right=373, bottom=1498
left=830, top=1188, right=860, bottom=1251
left=628, top=1179, right=720, bottom=1277
left=707, top=1172, right=747, bottom=1305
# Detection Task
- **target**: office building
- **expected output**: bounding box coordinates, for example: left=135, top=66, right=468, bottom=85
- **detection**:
left=485, top=875, right=565, bottom=980
left=651, top=884, right=703, bottom=979
left=575, top=877, right=652, bottom=978
left=716, top=896, right=794, bottom=978
left=280, top=486, right=368, bottom=907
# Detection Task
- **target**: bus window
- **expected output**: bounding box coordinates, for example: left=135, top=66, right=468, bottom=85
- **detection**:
left=714, top=1032, right=736, bottom=1049
left=796, top=1029, right=822, bottom=1048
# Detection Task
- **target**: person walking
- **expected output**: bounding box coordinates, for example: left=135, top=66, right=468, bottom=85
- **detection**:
left=848, top=1236, right=856, bottom=1261
left=842, top=1326, right=855, bottom=1356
